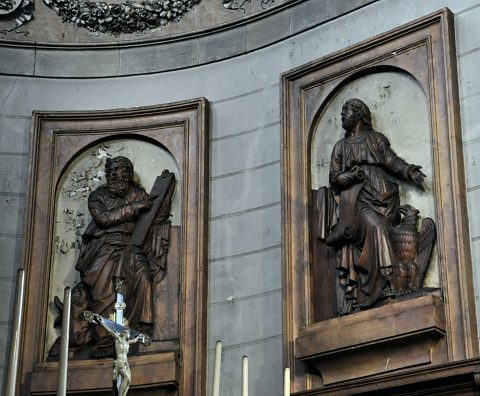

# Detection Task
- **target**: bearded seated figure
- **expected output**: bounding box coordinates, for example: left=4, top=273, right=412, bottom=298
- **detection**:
left=49, top=156, right=175, bottom=359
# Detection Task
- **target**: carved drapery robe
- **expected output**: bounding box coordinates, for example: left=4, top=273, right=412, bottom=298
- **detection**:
left=329, top=130, right=411, bottom=312
left=75, top=184, right=155, bottom=337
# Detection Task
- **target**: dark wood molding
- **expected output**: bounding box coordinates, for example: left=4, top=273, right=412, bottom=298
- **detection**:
left=281, top=8, right=478, bottom=393
left=296, top=294, right=446, bottom=384
left=294, top=358, right=480, bottom=395
left=17, top=99, right=209, bottom=395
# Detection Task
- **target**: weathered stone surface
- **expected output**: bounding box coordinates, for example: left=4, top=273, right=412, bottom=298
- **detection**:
left=460, top=93, right=480, bottom=142
left=206, top=335, right=282, bottom=396
left=0, top=194, right=25, bottom=235
left=470, top=239, right=480, bottom=332
left=463, top=137, right=480, bottom=188
left=209, top=203, right=280, bottom=261
left=0, top=279, right=14, bottom=322
left=119, top=39, right=199, bottom=74
left=208, top=289, right=281, bottom=347
left=210, top=163, right=280, bottom=218
left=0, top=322, right=11, bottom=365
left=198, top=24, right=247, bottom=64
left=452, top=4, right=480, bottom=55
left=211, top=123, right=280, bottom=178
left=247, top=9, right=290, bottom=51
left=290, top=0, right=334, bottom=35
left=458, top=50, right=480, bottom=99
left=34, top=49, right=120, bottom=78
left=211, top=85, right=280, bottom=139
left=0, top=236, right=22, bottom=278
left=0, top=155, right=29, bottom=194
left=333, top=0, right=378, bottom=16
left=0, top=46, right=35, bottom=76
left=0, top=116, right=31, bottom=154
left=209, top=246, right=281, bottom=304
left=467, top=189, right=480, bottom=239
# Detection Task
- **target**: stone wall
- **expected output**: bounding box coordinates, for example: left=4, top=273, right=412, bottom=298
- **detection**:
left=1, top=0, right=480, bottom=394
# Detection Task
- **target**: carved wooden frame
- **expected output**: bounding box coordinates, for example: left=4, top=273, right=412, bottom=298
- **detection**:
left=281, top=9, right=478, bottom=393
left=17, top=98, right=209, bottom=395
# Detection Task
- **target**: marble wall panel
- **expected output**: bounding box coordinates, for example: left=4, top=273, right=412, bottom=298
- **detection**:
left=198, top=25, right=247, bottom=64
left=460, top=93, right=480, bottom=142
left=246, top=9, right=290, bottom=51
left=211, top=123, right=280, bottom=178
left=0, top=155, right=29, bottom=194
left=34, top=49, right=120, bottom=78
left=0, top=279, right=14, bottom=322
left=0, top=236, right=23, bottom=278
left=466, top=188, right=480, bottom=239
left=290, top=0, right=334, bottom=35
left=206, top=335, right=282, bottom=396
left=0, top=116, right=31, bottom=154
left=458, top=50, right=480, bottom=99
left=0, top=47, right=35, bottom=76
left=119, top=39, right=199, bottom=75
left=210, top=163, right=280, bottom=219
left=0, top=194, right=25, bottom=236
left=209, top=246, right=281, bottom=304
left=208, top=290, right=281, bottom=348
left=210, top=85, right=280, bottom=139
left=455, top=4, right=480, bottom=55
left=209, top=203, right=281, bottom=261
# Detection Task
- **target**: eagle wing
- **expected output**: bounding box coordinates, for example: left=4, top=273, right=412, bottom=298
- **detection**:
left=415, top=217, right=436, bottom=288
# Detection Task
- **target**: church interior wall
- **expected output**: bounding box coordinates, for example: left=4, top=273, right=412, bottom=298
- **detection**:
left=1, top=0, right=480, bottom=394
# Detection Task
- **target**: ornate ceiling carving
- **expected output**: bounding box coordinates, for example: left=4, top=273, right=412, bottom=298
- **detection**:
left=0, top=0, right=33, bottom=33
left=42, top=0, right=201, bottom=34
left=222, top=0, right=275, bottom=13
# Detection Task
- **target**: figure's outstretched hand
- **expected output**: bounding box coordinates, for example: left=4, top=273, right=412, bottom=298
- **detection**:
left=408, top=165, right=426, bottom=185
left=130, top=334, right=142, bottom=344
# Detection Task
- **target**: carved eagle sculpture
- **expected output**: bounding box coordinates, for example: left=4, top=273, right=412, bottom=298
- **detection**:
left=389, top=204, right=436, bottom=295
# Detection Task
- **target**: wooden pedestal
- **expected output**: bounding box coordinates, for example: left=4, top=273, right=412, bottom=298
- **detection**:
left=31, top=352, right=178, bottom=395
left=296, top=295, right=447, bottom=384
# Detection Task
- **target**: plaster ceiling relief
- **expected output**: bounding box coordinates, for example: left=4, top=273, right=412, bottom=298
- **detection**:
left=1, top=0, right=291, bottom=45
left=0, top=0, right=33, bottom=33
left=42, top=0, right=280, bottom=35
left=222, top=0, right=275, bottom=13
left=43, top=0, right=201, bottom=35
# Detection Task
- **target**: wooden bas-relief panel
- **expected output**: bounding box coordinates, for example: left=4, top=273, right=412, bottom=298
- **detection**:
left=17, top=99, right=209, bottom=395
left=281, top=8, right=479, bottom=394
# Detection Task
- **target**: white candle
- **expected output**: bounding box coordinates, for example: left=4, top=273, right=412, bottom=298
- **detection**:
left=212, top=341, right=222, bottom=396
left=284, top=367, right=290, bottom=396
left=57, top=287, right=71, bottom=396
left=241, top=356, right=248, bottom=396
left=5, top=268, right=25, bottom=396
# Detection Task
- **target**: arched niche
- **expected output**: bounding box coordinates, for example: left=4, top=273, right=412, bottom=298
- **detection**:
left=45, top=138, right=182, bottom=356
left=281, top=11, right=477, bottom=392
left=310, top=70, right=439, bottom=291
left=18, top=99, right=209, bottom=396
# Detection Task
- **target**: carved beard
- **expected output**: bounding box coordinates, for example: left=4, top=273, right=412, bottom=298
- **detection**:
left=342, top=112, right=362, bottom=131
left=107, top=178, right=130, bottom=197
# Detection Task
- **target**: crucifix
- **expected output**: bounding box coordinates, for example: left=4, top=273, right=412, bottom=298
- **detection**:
left=84, top=278, right=151, bottom=396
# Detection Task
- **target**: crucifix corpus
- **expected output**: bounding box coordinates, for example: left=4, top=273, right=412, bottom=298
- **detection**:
left=84, top=305, right=151, bottom=396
